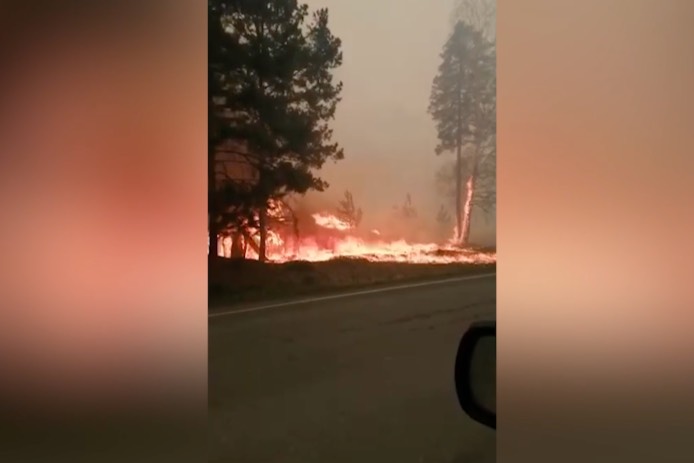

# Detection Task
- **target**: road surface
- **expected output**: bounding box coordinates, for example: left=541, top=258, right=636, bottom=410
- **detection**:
left=209, top=273, right=496, bottom=463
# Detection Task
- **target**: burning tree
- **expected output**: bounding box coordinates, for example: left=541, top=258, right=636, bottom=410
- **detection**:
left=208, top=0, right=344, bottom=261
left=435, top=145, right=495, bottom=222
left=428, top=13, right=495, bottom=246
left=336, top=190, right=363, bottom=229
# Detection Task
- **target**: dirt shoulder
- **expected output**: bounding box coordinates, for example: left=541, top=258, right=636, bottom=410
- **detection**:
left=209, top=257, right=496, bottom=309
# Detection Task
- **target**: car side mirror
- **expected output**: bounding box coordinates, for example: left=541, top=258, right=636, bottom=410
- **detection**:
left=454, top=321, right=496, bottom=429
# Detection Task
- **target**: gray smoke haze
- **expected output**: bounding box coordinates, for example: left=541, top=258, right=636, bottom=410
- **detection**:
left=304, top=0, right=496, bottom=245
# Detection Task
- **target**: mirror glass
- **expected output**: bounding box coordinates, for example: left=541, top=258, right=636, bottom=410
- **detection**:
left=468, top=334, right=496, bottom=413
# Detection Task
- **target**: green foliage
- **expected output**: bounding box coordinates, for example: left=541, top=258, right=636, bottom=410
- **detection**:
left=214, top=0, right=343, bottom=197
left=209, top=0, right=344, bottom=248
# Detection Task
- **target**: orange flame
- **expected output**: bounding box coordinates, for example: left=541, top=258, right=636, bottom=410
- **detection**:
left=311, top=212, right=352, bottom=231
left=454, top=175, right=474, bottom=245
left=212, top=211, right=494, bottom=264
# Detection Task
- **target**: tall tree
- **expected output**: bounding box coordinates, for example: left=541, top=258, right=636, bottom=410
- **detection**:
left=210, top=1, right=264, bottom=258
left=428, top=20, right=495, bottom=245
left=210, top=0, right=344, bottom=261
left=448, top=0, right=496, bottom=243
left=208, top=0, right=230, bottom=258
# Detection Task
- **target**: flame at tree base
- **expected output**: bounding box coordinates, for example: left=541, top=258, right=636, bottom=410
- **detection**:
left=212, top=205, right=495, bottom=265
left=217, top=235, right=495, bottom=265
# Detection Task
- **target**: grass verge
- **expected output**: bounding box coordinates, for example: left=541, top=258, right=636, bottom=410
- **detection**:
left=209, top=257, right=496, bottom=309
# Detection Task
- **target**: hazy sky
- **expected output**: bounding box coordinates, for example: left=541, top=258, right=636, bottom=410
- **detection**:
left=304, top=0, right=495, bottom=243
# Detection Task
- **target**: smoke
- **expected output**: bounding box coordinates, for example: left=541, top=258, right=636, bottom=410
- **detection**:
left=302, top=0, right=495, bottom=246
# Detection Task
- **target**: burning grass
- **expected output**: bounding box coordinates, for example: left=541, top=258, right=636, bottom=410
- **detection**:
left=209, top=255, right=496, bottom=308
left=210, top=202, right=496, bottom=307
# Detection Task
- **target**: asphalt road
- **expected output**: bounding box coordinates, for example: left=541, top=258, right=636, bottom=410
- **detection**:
left=209, top=273, right=496, bottom=463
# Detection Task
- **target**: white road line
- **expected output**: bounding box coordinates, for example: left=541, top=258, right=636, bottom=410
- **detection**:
left=209, top=272, right=495, bottom=319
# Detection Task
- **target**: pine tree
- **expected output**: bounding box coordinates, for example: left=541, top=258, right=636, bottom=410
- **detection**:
left=428, top=21, right=495, bottom=245
left=210, top=0, right=344, bottom=261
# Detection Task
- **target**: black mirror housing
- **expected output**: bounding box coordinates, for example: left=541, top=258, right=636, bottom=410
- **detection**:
left=454, top=321, right=496, bottom=429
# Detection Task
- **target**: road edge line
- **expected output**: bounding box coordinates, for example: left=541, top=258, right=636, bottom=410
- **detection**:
left=209, top=272, right=496, bottom=319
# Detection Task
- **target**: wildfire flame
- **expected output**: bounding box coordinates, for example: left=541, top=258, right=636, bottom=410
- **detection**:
left=311, top=212, right=352, bottom=231
left=215, top=208, right=495, bottom=265
left=456, top=175, right=474, bottom=244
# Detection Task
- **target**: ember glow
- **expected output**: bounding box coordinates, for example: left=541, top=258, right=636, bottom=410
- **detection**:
left=214, top=209, right=495, bottom=264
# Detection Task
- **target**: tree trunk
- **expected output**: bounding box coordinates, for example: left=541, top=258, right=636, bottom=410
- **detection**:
left=230, top=231, right=244, bottom=258
left=241, top=228, right=260, bottom=255
left=258, top=205, right=268, bottom=262
left=455, top=142, right=463, bottom=243
left=208, top=145, right=219, bottom=258
left=460, top=151, right=480, bottom=246
left=460, top=174, right=475, bottom=245
left=455, top=76, right=463, bottom=244
left=208, top=224, right=218, bottom=257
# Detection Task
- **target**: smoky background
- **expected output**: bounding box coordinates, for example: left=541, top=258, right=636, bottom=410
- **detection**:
left=299, top=0, right=496, bottom=246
